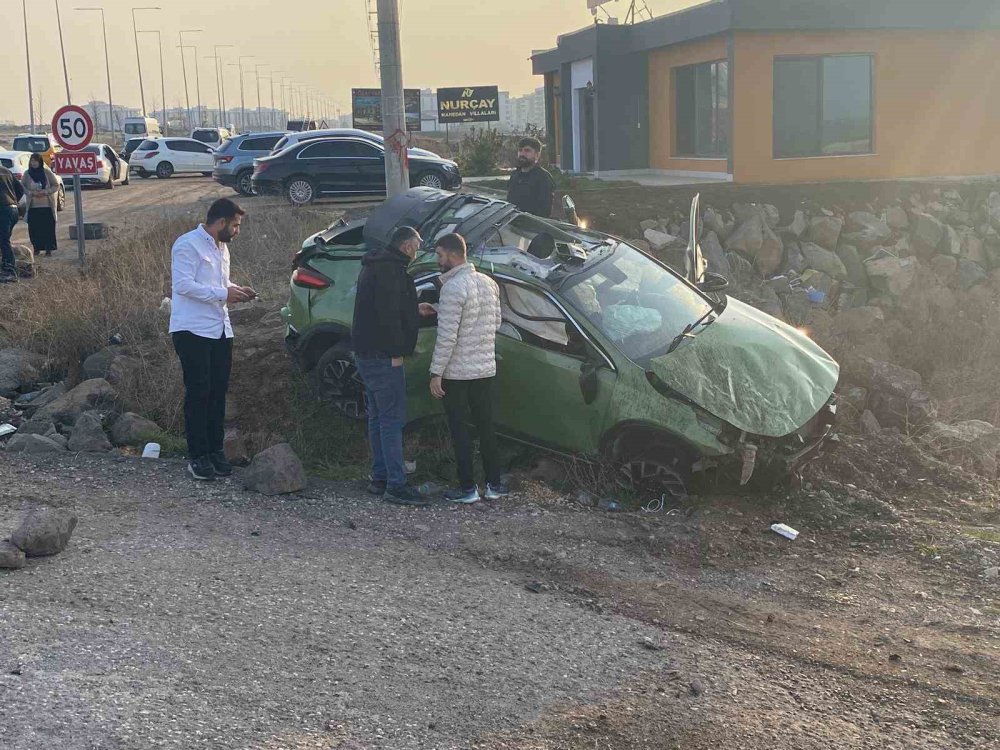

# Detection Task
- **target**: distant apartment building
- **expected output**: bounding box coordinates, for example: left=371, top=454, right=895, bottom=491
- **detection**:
left=509, top=87, right=546, bottom=132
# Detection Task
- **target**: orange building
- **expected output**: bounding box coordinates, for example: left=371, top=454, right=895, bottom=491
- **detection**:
left=532, top=0, right=1000, bottom=184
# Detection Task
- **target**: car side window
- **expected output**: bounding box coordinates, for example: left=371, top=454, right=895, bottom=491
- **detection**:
left=349, top=142, right=382, bottom=159
left=497, top=281, right=586, bottom=358
left=166, top=140, right=189, bottom=151
left=299, top=141, right=354, bottom=159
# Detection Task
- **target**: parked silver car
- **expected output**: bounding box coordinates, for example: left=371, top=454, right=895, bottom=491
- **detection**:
left=212, top=131, right=288, bottom=196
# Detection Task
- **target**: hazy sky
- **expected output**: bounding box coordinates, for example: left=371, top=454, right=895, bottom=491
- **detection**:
left=3, top=0, right=694, bottom=125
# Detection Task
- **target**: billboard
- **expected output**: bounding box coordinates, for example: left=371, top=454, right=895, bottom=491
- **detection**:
left=436, top=86, right=501, bottom=124
left=352, top=88, right=422, bottom=132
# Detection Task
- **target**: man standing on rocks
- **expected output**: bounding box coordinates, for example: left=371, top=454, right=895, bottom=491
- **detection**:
left=170, top=198, right=256, bottom=481
left=428, top=233, right=506, bottom=504
left=0, top=163, right=24, bottom=283
left=352, top=225, right=435, bottom=506
left=506, top=137, right=554, bottom=219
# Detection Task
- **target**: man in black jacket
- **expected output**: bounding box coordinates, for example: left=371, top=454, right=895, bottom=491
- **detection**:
left=0, top=165, right=24, bottom=283
left=506, top=136, right=554, bottom=218
left=353, top=225, right=430, bottom=506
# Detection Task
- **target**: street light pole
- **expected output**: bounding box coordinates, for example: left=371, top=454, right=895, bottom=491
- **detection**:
left=182, top=45, right=203, bottom=128
left=138, top=30, right=166, bottom=133
left=76, top=7, right=116, bottom=145
left=131, top=7, right=160, bottom=117
left=178, top=29, right=202, bottom=133
left=254, top=63, right=266, bottom=132
left=281, top=76, right=291, bottom=127
left=213, top=45, right=233, bottom=128
left=21, top=0, right=35, bottom=133
left=377, top=0, right=409, bottom=196
left=54, top=0, right=72, bottom=103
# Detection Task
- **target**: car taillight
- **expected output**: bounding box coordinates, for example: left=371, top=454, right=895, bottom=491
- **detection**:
left=142, top=151, right=159, bottom=159
left=216, top=155, right=233, bottom=164
left=291, top=267, right=331, bottom=290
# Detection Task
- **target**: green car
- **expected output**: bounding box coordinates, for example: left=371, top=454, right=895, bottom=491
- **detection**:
left=281, top=188, right=839, bottom=497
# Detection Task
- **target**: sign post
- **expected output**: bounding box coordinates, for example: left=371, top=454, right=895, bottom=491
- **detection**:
left=50, top=104, right=95, bottom=266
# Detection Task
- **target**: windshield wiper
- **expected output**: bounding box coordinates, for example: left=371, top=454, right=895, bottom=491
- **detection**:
left=666, top=309, right=717, bottom=354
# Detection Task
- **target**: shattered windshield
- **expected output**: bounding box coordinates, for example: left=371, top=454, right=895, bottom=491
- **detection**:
left=561, top=244, right=713, bottom=362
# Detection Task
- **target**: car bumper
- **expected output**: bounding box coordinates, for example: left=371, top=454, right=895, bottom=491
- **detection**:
left=213, top=172, right=237, bottom=187
left=252, top=176, right=282, bottom=195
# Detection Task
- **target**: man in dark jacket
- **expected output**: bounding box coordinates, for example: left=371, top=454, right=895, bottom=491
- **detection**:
left=353, top=225, right=430, bottom=506
left=0, top=165, right=24, bottom=283
left=506, top=136, right=554, bottom=218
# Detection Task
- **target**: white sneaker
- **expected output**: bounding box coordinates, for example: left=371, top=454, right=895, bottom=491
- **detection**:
left=445, top=486, right=480, bottom=504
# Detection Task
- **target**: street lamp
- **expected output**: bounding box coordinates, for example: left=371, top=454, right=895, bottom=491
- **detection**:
left=76, top=7, right=116, bottom=144
left=213, top=45, right=234, bottom=128
left=137, top=29, right=166, bottom=134
left=229, top=57, right=254, bottom=133
left=54, top=0, right=72, bottom=103
left=253, top=63, right=267, bottom=132
left=270, top=69, right=284, bottom=130
left=178, top=29, right=202, bottom=132
left=131, top=7, right=160, bottom=117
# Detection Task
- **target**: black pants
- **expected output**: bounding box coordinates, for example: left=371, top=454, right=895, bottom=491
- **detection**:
left=442, top=377, right=500, bottom=490
left=0, top=205, right=16, bottom=271
left=172, top=331, right=233, bottom=459
left=27, top=207, right=56, bottom=254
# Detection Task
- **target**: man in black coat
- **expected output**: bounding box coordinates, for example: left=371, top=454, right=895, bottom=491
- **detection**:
left=0, top=165, right=24, bottom=282
left=506, top=136, right=554, bottom=218
left=353, top=225, right=431, bottom=506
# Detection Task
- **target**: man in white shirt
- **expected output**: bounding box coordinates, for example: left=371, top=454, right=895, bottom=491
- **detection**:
left=170, top=198, right=255, bottom=481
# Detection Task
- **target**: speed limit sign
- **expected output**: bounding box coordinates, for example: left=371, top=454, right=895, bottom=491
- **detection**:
left=51, top=105, right=95, bottom=151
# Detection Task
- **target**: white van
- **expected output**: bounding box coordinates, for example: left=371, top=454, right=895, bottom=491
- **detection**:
left=122, top=116, right=162, bottom=139
left=190, top=127, right=232, bottom=148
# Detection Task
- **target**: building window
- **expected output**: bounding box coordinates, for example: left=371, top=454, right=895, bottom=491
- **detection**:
left=773, top=54, right=873, bottom=158
left=674, top=60, right=729, bottom=158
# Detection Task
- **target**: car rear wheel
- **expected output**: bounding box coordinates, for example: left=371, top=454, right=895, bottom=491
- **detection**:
left=236, top=169, right=255, bottom=196
left=156, top=161, right=174, bottom=179
left=312, top=345, right=365, bottom=419
left=416, top=171, right=444, bottom=189
left=618, top=444, right=692, bottom=502
left=286, top=177, right=316, bottom=205
left=137, top=170, right=151, bottom=179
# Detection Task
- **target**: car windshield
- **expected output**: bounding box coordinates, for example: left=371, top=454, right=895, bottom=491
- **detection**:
left=192, top=131, right=215, bottom=142
left=561, top=243, right=713, bottom=362
left=12, top=137, right=48, bottom=152
left=123, top=123, right=146, bottom=134
left=138, top=141, right=159, bottom=151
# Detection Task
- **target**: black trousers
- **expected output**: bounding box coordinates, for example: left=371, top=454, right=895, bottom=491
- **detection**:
left=172, top=331, right=233, bottom=459
left=442, top=377, right=500, bottom=490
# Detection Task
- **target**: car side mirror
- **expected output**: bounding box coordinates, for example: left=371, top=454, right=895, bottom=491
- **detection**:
left=697, top=272, right=729, bottom=293
left=579, top=357, right=600, bottom=405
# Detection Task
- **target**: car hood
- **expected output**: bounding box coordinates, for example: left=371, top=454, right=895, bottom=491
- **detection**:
left=645, top=297, right=839, bottom=438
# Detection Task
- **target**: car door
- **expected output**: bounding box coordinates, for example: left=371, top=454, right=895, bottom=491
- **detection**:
left=191, top=141, right=215, bottom=171
left=349, top=140, right=387, bottom=195
left=296, top=141, right=355, bottom=194
left=165, top=140, right=192, bottom=171
left=404, top=273, right=444, bottom=423
left=491, top=277, right=616, bottom=455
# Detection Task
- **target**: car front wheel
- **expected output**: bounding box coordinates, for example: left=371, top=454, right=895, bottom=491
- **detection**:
left=312, top=345, right=365, bottom=419
left=617, top=443, right=693, bottom=502
left=286, top=177, right=316, bottom=205
left=415, top=171, right=444, bottom=189
left=156, top=161, right=174, bottom=179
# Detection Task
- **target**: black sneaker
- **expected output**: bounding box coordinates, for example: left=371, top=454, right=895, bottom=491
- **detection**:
left=188, top=456, right=216, bottom=481
left=0, top=269, right=17, bottom=284
left=385, top=484, right=429, bottom=506
left=367, top=479, right=387, bottom=496
left=208, top=451, right=233, bottom=477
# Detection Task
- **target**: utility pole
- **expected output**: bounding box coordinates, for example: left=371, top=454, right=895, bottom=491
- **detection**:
left=254, top=63, right=266, bottom=132
left=234, top=57, right=253, bottom=133
left=131, top=7, right=160, bottom=117
left=54, top=0, right=72, bottom=102
left=281, top=76, right=291, bottom=128
left=22, top=0, right=35, bottom=133
left=269, top=70, right=282, bottom=130
left=76, top=8, right=116, bottom=145
left=179, top=30, right=202, bottom=133
left=213, top=45, right=233, bottom=128
left=183, top=45, right=203, bottom=127
left=377, top=0, right=409, bottom=196
left=138, top=30, right=166, bottom=133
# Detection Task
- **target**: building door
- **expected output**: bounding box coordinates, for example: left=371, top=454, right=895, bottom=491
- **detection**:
left=579, top=86, right=596, bottom=173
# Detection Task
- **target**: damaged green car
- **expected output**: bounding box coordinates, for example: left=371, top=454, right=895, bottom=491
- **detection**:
left=281, top=188, right=839, bottom=497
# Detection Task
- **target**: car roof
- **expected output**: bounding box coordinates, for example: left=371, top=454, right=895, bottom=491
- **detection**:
left=234, top=131, right=288, bottom=139
left=0, top=150, right=30, bottom=159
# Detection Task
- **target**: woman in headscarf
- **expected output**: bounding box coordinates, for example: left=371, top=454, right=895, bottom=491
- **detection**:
left=21, top=153, right=59, bottom=256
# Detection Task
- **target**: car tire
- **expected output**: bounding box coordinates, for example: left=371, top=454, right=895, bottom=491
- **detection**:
left=415, top=171, right=444, bottom=189
left=236, top=169, right=255, bottom=197
left=286, top=177, right=316, bottom=206
left=202, top=172, right=212, bottom=177
left=138, top=170, right=151, bottom=179
left=312, top=345, right=366, bottom=420
left=617, top=441, right=693, bottom=502
left=156, top=161, right=174, bottom=179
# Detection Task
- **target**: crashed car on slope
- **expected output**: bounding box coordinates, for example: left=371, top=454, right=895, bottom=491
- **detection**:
left=280, top=188, right=839, bottom=497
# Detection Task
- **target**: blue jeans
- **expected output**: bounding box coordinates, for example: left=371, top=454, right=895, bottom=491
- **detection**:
left=0, top=205, right=17, bottom=271
left=356, top=357, right=407, bottom=488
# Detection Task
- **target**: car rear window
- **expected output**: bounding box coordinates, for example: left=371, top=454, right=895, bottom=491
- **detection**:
left=0, top=158, right=12, bottom=168
left=12, top=137, right=49, bottom=152
left=139, top=141, right=159, bottom=151
left=239, top=136, right=282, bottom=151
left=191, top=130, right=217, bottom=143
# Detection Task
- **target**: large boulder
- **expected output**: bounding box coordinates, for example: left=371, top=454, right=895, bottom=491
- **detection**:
left=930, top=254, right=959, bottom=286
left=885, top=205, right=909, bottom=231
left=0, top=349, right=42, bottom=399
left=847, top=356, right=936, bottom=429
left=987, top=191, right=1000, bottom=230
left=925, top=420, right=1000, bottom=476
left=242, top=443, right=307, bottom=496
left=836, top=244, right=868, bottom=288
left=844, top=212, right=892, bottom=249
left=910, top=212, right=945, bottom=258
left=20, top=382, right=68, bottom=415
left=864, top=256, right=918, bottom=302
left=961, top=232, right=988, bottom=267
left=781, top=210, right=807, bottom=238
left=939, top=225, right=962, bottom=257
left=16, top=418, right=58, bottom=436
left=5, top=433, right=66, bottom=454
left=68, top=412, right=111, bottom=453
left=33, top=378, right=117, bottom=429
left=725, top=213, right=764, bottom=256
left=0, top=540, right=26, bottom=569
left=644, top=228, right=682, bottom=252
left=958, top=258, right=988, bottom=291
left=800, top=241, right=848, bottom=280
left=700, top=231, right=731, bottom=278
left=110, top=412, right=160, bottom=447
left=81, top=346, right=123, bottom=381
left=12, top=244, right=35, bottom=278
left=831, top=306, right=885, bottom=337
left=9, top=508, right=78, bottom=557
left=703, top=207, right=733, bottom=241
left=806, top=216, right=843, bottom=251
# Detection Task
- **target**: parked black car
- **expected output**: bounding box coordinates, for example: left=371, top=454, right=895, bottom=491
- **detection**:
left=252, top=135, right=462, bottom=205
left=119, top=137, right=145, bottom=162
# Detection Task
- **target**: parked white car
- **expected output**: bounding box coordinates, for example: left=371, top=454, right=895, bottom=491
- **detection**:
left=129, top=137, right=215, bottom=179
left=0, top=150, right=66, bottom=216
left=72, top=143, right=129, bottom=189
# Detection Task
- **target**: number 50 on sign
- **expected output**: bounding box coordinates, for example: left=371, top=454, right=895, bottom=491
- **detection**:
left=51, top=105, right=95, bottom=151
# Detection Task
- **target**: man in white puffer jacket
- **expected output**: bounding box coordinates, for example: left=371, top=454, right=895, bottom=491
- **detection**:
left=429, top=233, right=506, bottom=504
